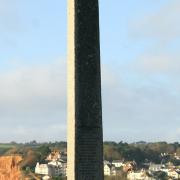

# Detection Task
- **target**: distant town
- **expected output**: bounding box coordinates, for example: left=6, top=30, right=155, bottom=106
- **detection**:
left=0, top=141, right=179, bottom=179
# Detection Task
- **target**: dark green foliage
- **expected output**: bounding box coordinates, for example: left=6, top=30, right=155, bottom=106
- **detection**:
left=104, top=176, right=127, bottom=180
left=171, top=159, right=180, bottom=166
left=36, top=145, right=51, bottom=163
left=19, top=148, right=41, bottom=169
left=153, top=171, right=168, bottom=180
left=103, top=141, right=180, bottom=165
left=52, top=177, right=67, bottom=180
left=0, top=141, right=179, bottom=169
left=0, top=148, right=11, bottom=155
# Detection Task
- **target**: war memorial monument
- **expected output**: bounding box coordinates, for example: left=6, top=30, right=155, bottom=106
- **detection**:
left=67, top=0, right=104, bottom=179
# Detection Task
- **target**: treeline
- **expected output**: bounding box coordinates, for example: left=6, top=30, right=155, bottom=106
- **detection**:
left=104, top=141, right=180, bottom=165
left=1, top=141, right=180, bottom=166
left=0, top=142, right=66, bottom=170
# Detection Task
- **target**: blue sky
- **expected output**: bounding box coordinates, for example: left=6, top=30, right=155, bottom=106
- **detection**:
left=0, top=0, right=180, bottom=142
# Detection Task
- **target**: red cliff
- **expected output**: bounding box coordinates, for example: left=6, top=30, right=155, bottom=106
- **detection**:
left=0, top=155, right=22, bottom=180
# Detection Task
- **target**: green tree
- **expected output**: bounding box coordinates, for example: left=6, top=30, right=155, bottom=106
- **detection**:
left=37, top=145, right=51, bottom=163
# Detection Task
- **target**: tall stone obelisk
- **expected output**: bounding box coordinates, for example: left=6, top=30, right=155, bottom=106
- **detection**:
left=67, top=0, right=103, bottom=179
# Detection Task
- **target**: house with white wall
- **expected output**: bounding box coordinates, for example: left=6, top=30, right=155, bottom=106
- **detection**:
left=104, top=164, right=116, bottom=176
left=35, top=163, right=52, bottom=175
left=112, top=160, right=124, bottom=167
left=127, top=170, right=155, bottom=180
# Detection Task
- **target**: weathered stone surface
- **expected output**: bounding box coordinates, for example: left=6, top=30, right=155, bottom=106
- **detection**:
left=67, top=0, right=103, bottom=179
left=0, top=155, right=22, bottom=180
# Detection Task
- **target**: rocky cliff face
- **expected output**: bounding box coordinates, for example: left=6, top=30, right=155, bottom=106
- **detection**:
left=0, top=155, right=22, bottom=180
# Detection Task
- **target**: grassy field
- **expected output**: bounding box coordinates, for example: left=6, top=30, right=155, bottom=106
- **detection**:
left=0, top=144, right=18, bottom=155
left=0, top=144, right=16, bottom=148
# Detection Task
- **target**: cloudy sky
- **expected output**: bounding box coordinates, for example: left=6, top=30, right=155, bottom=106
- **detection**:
left=0, top=0, right=180, bottom=143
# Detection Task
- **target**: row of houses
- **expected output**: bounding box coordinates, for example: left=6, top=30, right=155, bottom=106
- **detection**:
left=127, top=163, right=180, bottom=180
left=104, top=160, right=180, bottom=179
left=35, top=150, right=180, bottom=179
left=128, top=169, right=180, bottom=180
left=35, top=161, right=67, bottom=177
left=127, top=170, right=154, bottom=180
left=35, top=151, right=67, bottom=179
left=174, top=153, right=180, bottom=160
left=104, top=160, right=136, bottom=176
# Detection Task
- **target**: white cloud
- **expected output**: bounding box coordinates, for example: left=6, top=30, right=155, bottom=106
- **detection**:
left=131, top=0, right=180, bottom=42
left=0, top=61, right=65, bottom=100
left=101, top=62, right=180, bottom=142
left=0, top=124, right=66, bottom=143
left=0, top=58, right=179, bottom=142
left=129, top=0, right=180, bottom=78
left=111, top=1, right=180, bottom=141
left=0, top=59, right=67, bottom=142
left=133, top=53, right=180, bottom=75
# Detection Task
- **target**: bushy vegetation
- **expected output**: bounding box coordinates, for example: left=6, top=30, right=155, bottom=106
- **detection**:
left=52, top=177, right=67, bottom=180
left=0, top=143, right=18, bottom=155
left=0, top=141, right=179, bottom=168
left=104, top=176, right=127, bottom=180
left=104, top=141, right=180, bottom=165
